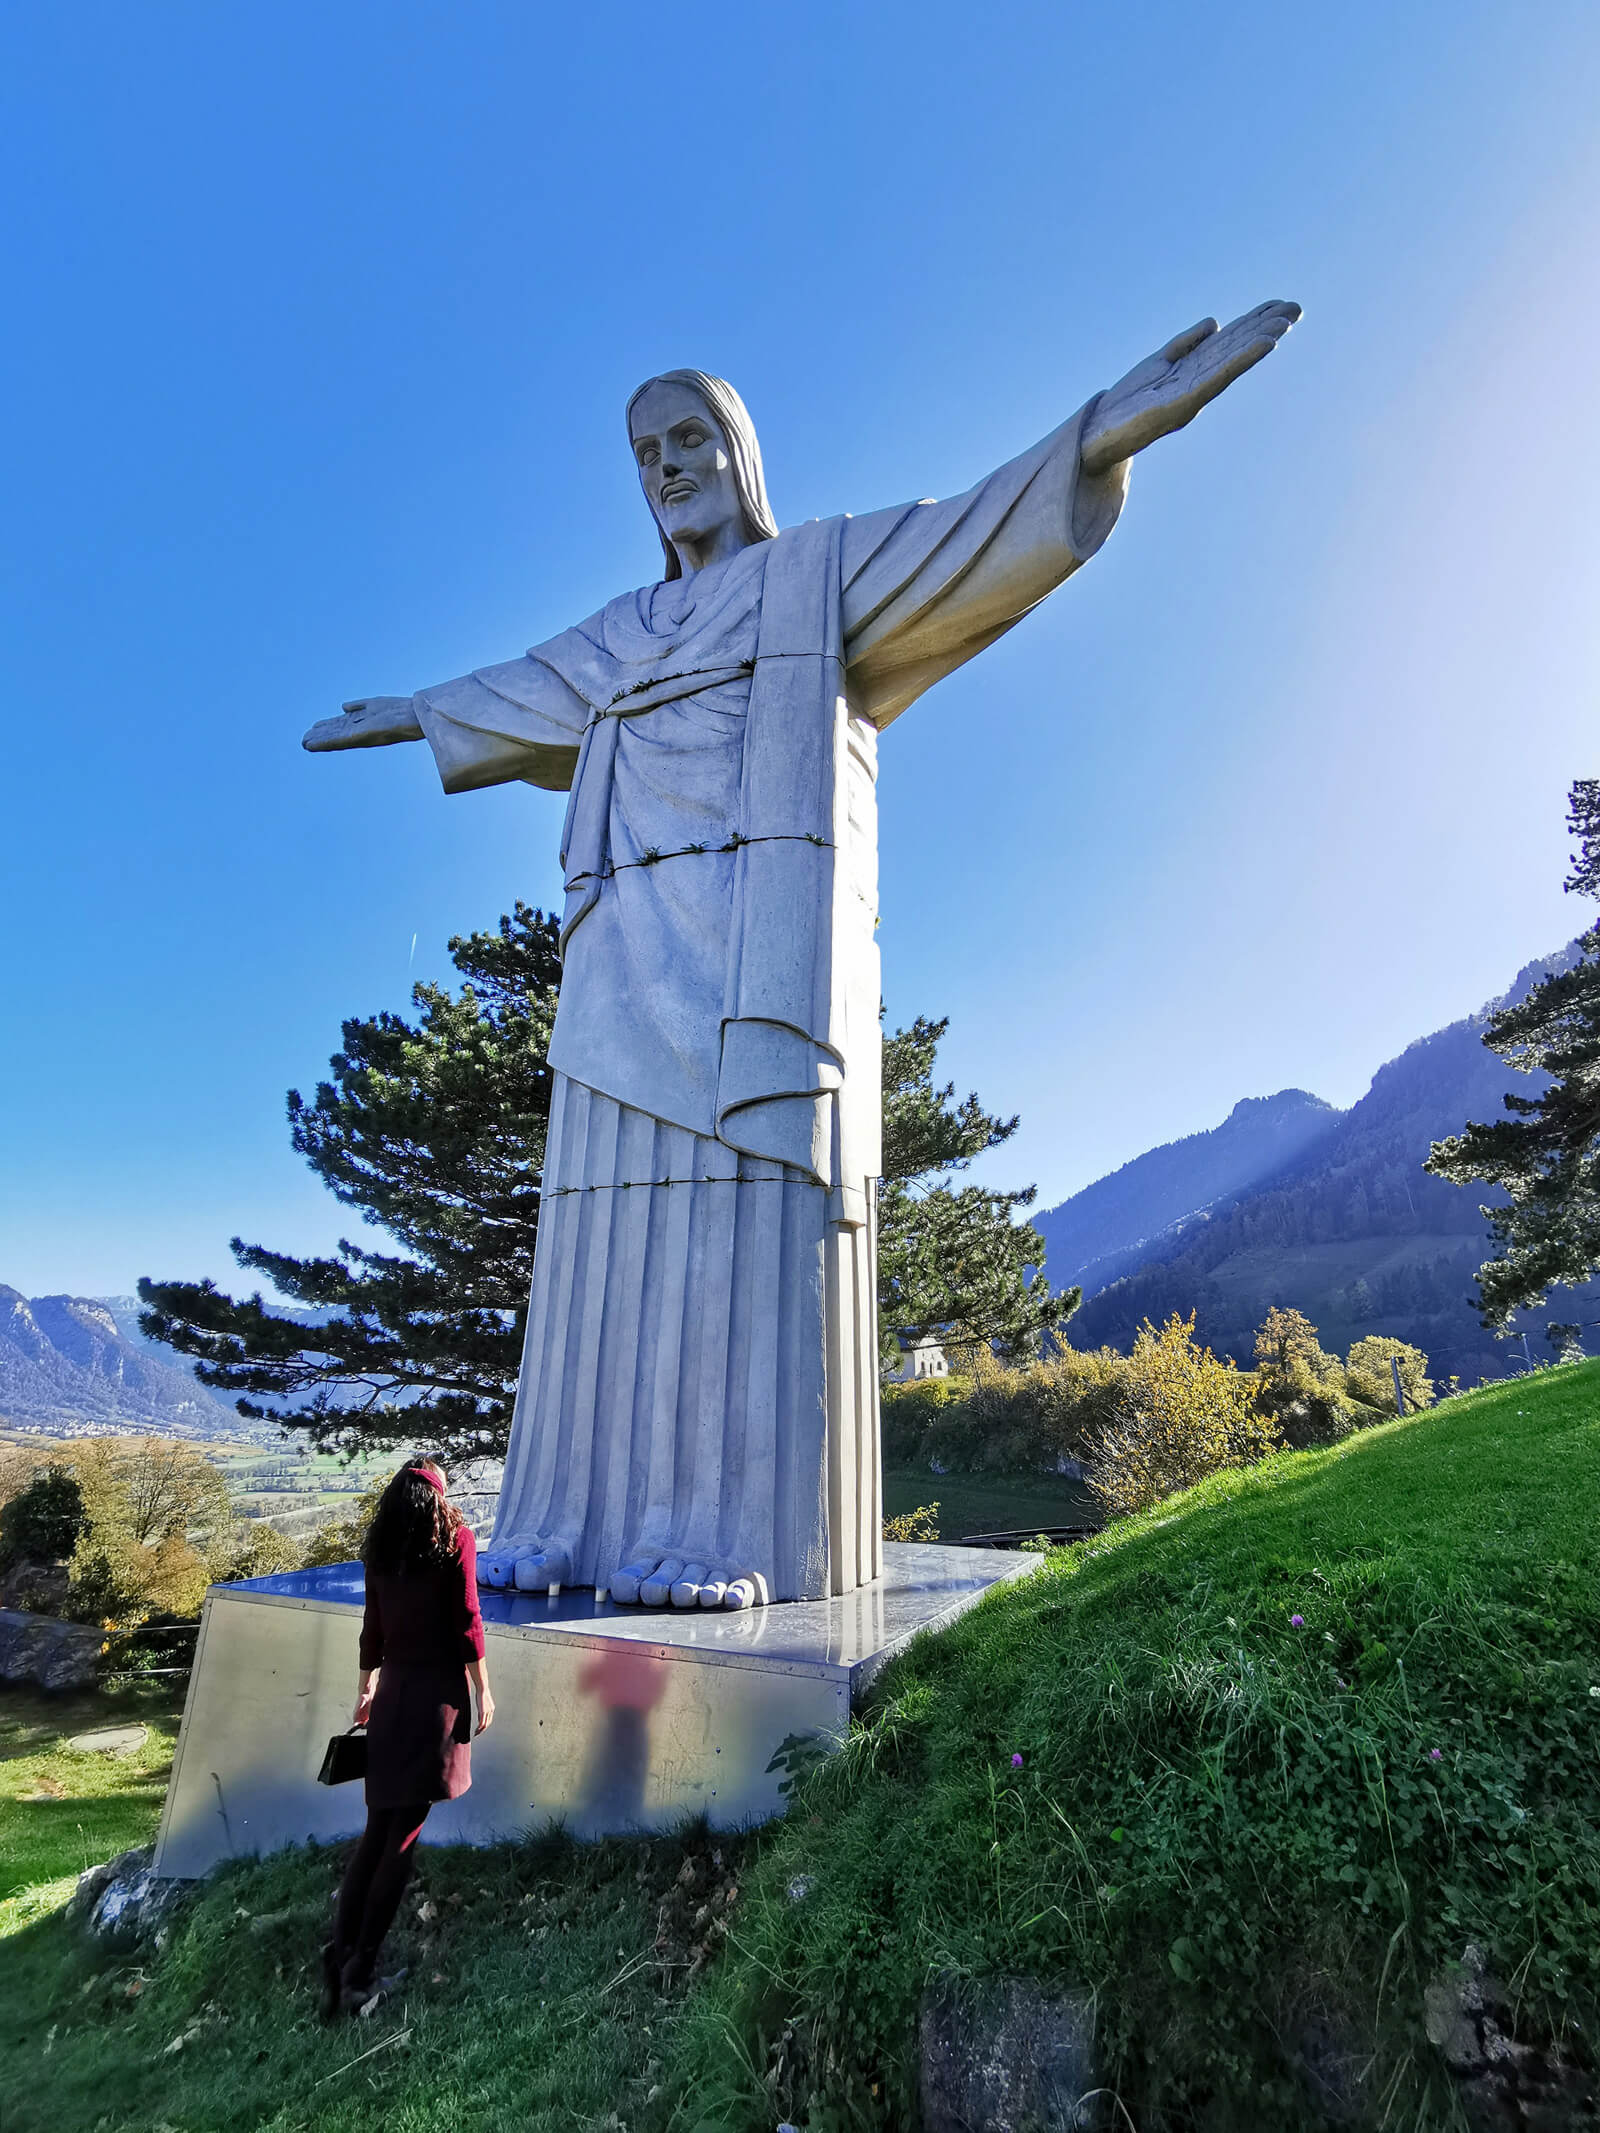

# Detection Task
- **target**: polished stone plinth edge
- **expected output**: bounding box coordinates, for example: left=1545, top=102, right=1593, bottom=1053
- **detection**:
left=153, top=1542, right=1040, bottom=1879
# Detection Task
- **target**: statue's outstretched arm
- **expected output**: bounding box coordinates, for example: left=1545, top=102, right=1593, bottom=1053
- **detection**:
left=1080, top=300, right=1301, bottom=478
left=302, top=696, right=424, bottom=753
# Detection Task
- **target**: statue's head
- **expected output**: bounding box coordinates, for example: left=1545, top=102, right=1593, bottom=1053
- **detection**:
left=626, top=370, right=778, bottom=581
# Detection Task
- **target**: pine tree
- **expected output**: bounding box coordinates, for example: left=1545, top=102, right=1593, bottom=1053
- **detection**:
left=142, top=926, right=1067, bottom=1454
left=139, top=903, right=563, bottom=1462
left=1426, top=780, right=1600, bottom=1325
left=877, top=1016, right=1079, bottom=1368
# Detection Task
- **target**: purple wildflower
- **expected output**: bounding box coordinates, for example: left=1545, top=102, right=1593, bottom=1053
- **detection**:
left=1289, top=1614, right=1305, bottom=1629
left=1011, top=1753, right=1024, bottom=1769
left=1429, top=1747, right=1443, bottom=1762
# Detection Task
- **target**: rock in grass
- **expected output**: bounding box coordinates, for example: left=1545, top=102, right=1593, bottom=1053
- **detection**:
left=920, top=1975, right=1101, bottom=2132
left=1425, top=1944, right=1600, bottom=2129
left=0, top=1608, right=104, bottom=1691
left=68, top=1846, right=189, bottom=1948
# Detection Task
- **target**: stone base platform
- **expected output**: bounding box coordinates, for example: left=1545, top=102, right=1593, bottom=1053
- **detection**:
left=153, top=1542, right=1039, bottom=1879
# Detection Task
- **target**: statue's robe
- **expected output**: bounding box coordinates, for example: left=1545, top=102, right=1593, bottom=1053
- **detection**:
left=413, top=403, right=1127, bottom=1598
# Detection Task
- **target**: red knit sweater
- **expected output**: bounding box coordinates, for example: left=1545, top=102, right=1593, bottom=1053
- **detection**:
left=358, top=1525, right=486, bottom=1671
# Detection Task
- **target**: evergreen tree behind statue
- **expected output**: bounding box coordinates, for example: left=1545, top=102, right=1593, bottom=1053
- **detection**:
left=877, top=1016, right=1077, bottom=1368
left=142, top=915, right=1063, bottom=1457
left=1427, top=780, right=1600, bottom=1326
left=140, top=904, right=562, bottom=1462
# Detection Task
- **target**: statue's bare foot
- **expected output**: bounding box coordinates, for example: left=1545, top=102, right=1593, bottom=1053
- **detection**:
left=609, top=1553, right=771, bottom=1611
left=479, top=1537, right=573, bottom=1594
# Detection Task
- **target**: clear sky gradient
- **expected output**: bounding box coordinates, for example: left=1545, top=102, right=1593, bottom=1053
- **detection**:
left=3, top=1, right=1597, bottom=1298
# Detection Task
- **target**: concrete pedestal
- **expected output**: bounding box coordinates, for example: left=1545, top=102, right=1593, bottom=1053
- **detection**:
left=153, top=1542, right=1039, bottom=1879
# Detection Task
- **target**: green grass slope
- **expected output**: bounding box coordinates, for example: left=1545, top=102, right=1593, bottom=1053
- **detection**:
left=675, top=1364, right=1600, bottom=2129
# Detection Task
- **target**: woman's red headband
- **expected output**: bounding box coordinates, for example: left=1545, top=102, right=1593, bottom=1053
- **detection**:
left=408, top=1464, right=445, bottom=1496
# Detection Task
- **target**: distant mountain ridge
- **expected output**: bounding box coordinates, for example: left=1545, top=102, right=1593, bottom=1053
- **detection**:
left=1032, top=1089, right=1344, bottom=1297
left=1055, top=943, right=1597, bottom=1384
left=0, top=1286, right=249, bottom=1440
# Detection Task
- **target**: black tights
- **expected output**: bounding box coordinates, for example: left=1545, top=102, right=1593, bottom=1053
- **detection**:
left=333, top=1802, right=431, bottom=1985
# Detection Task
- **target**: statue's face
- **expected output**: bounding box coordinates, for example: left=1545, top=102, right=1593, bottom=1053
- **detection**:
left=629, top=381, right=744, bottom=559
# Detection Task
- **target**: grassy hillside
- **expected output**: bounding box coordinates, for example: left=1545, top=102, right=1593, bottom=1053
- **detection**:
left=4, top=1367, right=1597, bottom=2129
left=1, top=1821, right=747, bottom=2133
left=675, top=1363, right=1600, bottom=2128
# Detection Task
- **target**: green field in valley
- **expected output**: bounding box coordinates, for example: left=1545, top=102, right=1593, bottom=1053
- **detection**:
left=880, top=1463, right=1098, bottom=1539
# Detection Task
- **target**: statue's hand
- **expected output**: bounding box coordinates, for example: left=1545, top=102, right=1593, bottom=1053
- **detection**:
left=301, top=697, right=425, bottom=752
left=1080, top=299, right=1301, bottom=477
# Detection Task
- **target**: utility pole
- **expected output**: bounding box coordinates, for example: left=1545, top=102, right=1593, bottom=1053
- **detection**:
left=1391, top=1355, right=1407, bottom=1417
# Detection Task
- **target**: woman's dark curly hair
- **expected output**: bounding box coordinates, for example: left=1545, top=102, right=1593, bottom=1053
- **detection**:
left=362, top=1462, right=463, bottom=1578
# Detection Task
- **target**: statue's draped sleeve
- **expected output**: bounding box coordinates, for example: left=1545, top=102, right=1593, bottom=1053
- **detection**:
left=411, top=642, right=593, bottom=795
left=407, top=399, right=1129, bottom=793
left=838, top=398, right=1128, bottom=728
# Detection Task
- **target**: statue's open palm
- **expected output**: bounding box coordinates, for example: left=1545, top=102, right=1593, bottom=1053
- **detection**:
left=303, top=696, right=423, bottom=752
left=1080, top=300, right=1301, bottom=477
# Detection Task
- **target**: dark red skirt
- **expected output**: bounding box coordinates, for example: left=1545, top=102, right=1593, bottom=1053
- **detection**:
left=365, top=1661, right=472, bottom=1808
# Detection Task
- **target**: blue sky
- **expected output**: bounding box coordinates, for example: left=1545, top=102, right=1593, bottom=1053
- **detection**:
left=3, top=1, right=1597, bottom=1298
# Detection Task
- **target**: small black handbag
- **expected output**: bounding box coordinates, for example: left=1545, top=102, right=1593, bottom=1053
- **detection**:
left=316, top=1725, right=368, bottom=1787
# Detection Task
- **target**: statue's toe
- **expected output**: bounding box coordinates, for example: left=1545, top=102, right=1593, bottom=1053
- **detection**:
left=722, top=1572, right=771, bottom=1611
left=671, top=1563, right=711, bottom=1607
left=639, top=1557, right=685, bottom=1608
left=609, top=1559, right=650, bottom=1606
left=696, top=1575, right=728, bottom=1609
left=477, top=1549, right=516, bottom=1590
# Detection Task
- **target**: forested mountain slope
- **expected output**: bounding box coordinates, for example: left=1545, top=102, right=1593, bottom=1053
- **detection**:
left=1066, top=944, right=1597, bottom=1384
left=1032, top=1088, right=1343, bottom=1295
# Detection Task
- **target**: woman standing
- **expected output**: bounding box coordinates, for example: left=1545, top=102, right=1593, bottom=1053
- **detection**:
left=322, top=1460, right=495, bottom=2017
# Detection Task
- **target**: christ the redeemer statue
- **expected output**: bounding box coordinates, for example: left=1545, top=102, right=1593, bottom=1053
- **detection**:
left=305, top=302, right=1299, bottom=1611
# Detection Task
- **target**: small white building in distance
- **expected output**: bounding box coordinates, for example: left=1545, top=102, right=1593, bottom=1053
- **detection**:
left=886, top=1335, right=950, bottom=1384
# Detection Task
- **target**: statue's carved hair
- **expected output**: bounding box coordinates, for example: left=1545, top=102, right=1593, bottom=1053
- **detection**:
left=626, top=370, right=779, bottom=582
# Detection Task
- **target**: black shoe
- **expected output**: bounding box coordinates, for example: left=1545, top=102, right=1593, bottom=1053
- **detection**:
left=319, top=1942, right=345, bottom=2023
left=341, top=1968, right=406, bottom=2020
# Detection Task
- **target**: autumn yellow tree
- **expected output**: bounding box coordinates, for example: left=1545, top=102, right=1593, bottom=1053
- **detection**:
left=1088, top=1314, right=1280, bottom=1518
left=65, top=1437, right=297, bottom=1625
left=1253, top=1305, right=1359, bottom=1446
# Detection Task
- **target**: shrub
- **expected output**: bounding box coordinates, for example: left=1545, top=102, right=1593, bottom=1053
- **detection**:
left=1087, top=1313, right=1280, bottom=1517
left=879, top=1376, right=962, bottom=1465
left=882, top=1502, right=940, bottom=1542
left=904, top=1346, right=1128, bottom=1476
left=68, top=1527, right=214, bottom=1625
left=208, top=1518, right=303, bottom=1583
left=62, top=1437, right=277, bottom=1628
left=0, top=1466, right=86, bottom=1565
